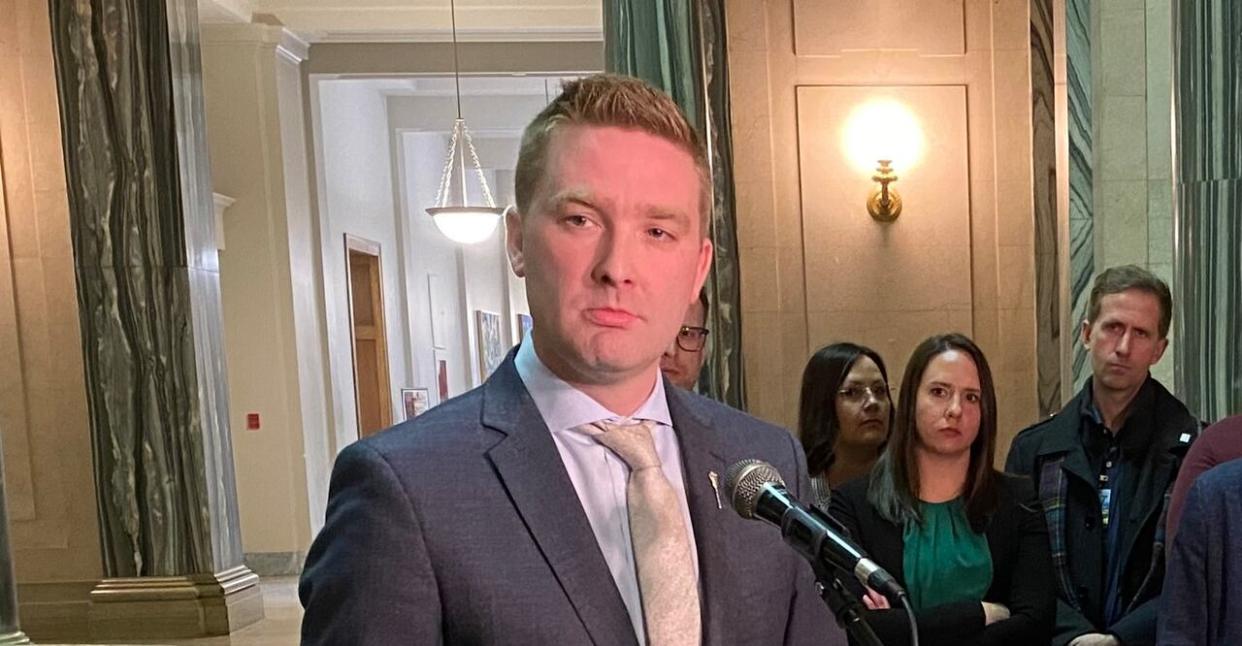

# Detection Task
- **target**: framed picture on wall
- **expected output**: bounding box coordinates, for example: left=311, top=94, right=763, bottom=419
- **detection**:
left=475, top=310, right=504, bottom=381
left=437, top=357, right=449, bottom=402
left=400, top=388, right=430, bottom=420
left=516, top=313, right=533, bottom=343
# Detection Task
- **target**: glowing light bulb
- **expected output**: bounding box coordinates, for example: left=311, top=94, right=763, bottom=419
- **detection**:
left=842, top=99, right=924, bottom=175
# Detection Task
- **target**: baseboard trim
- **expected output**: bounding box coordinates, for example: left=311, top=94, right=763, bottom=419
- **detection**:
left=0, top=629, right=30, bottom=645
left=15, top=580, right=94, bottom=642
left=87, top=565, right=264, bottom=639
left=243, top=551, right=305, bottom=576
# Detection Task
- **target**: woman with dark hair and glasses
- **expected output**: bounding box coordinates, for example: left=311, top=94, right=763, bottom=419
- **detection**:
left=829, top=333, right=1053, bottom=646
left=798, top=343, right=894, bottom=510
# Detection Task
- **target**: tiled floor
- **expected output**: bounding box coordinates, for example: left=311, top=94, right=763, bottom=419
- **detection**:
left=93, top=577, right=302, bottom=646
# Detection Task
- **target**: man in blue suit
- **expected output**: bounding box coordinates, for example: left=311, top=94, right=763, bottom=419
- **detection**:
left=299, top=74, right=841, bottom=645
left=1158, top=417, right=1242, bottom=645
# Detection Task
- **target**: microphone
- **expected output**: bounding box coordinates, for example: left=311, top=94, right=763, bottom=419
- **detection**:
left=724, top=459, right=906, bottom=601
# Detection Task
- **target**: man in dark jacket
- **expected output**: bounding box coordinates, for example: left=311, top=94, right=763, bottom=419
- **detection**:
left=1005, top=266, right=1200, bottom=646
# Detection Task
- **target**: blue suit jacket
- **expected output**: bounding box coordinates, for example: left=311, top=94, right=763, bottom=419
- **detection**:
left=1158, top=457, right=1242, bottom=645
left=299, top=353, right=842, bottom=645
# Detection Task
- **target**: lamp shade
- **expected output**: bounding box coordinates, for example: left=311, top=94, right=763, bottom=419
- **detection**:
left=422, top=0, right=506, bottom=246
left=427, top=205, right=505, bottom=244
left=425, top=116, right=506, bottom=244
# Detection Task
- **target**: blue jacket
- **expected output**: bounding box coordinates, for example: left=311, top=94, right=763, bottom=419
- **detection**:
left=1158, top=457, right=1242, bottom=645
left=299, top=350, right=843, bottom=645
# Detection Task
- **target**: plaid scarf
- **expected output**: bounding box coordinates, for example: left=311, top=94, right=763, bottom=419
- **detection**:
left=1038, top=457, right=1080, bottom=610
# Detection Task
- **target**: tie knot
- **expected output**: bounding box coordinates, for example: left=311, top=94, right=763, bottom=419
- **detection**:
left=588, top=419, right=661, bottom=471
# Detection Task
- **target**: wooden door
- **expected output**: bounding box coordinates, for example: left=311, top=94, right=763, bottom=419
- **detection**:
left=345, top=236, right=392, bottom=437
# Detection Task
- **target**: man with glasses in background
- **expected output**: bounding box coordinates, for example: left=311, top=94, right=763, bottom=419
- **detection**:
left=660, top=289, right=711, bottom=391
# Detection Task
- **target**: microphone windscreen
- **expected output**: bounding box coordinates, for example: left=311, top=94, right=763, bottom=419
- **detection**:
left=724, top=459, right=785, bottom=518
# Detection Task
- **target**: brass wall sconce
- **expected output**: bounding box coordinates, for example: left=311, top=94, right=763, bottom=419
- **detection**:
left=868, top=160, right=901, bottom=222
left=843, top=98, right=923, bottom=225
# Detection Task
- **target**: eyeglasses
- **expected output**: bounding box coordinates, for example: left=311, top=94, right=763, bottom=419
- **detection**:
left=836, top=384, right=892, bottom=404
left=675, top=325, right=710, bottom=352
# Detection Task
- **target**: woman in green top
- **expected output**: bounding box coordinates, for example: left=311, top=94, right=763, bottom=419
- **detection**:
left=830, top=333, right=1054, bottom=645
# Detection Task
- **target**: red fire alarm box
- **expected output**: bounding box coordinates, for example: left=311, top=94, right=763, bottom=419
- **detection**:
left=246, top=413, right=261, bottom=430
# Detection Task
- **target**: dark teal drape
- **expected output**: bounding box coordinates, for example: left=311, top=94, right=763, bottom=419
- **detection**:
left=605, top=0, right=747, bottom=410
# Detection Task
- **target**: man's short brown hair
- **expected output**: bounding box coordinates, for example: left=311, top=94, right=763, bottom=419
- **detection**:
left=514, top=74, right=712, bottom=232
left=1087, top=264, right=1174, bottom=338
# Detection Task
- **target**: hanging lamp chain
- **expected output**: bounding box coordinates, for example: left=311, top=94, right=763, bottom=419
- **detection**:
left=431, top=119, right=461, bottom=208
left=461, top=122, right=497, bottom=207
left=430, top=119, right=497, bottom=209
left=450, top=0, right=462, bottom=119
left=427, top=0, right=498, bottom=212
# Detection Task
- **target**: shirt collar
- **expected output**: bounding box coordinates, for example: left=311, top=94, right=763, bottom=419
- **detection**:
left=514, top=336, right=673, bottom=433
left=1079, top=381, right=1107, bottom=428
left=1078, top=376, right=1158, bottom=457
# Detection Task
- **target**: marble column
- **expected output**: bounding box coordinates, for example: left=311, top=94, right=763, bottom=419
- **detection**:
left=1172, top=0, right=1242, bottom=422
left=0, top=431, right=30, bottom=645
left=1065, top=0, right=1095, bottom=390
left=1032, top=0, right=1061, bottom=417
left=47, top=0, right=261, bottom=638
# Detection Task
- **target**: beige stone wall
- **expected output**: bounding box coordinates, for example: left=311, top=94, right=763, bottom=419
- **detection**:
left=1092, top=0, right=1176, bottom=388
left=0, top=0, right=101, bottom=617
left=727, top=0, right=1041, bottom=459
left=201, top=24, right=327, bottom=563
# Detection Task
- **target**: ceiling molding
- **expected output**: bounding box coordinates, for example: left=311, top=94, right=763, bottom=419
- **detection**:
left=306, top=41, right=603, bottom=76
left=200, top=23, right=310, bottom=62
left=398, top=127, right=524, bottom=139
left=308, top=27, right=603, bottom=44
left=246, top=4, right=601, bottom=43
left=197, top=0, right=254, bottom=24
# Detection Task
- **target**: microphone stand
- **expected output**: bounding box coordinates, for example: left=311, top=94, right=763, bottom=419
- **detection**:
left=801, top=505, right=908, bottom=645
left=784, top=507, right=883, bottom=645
left=812, top=561, right=885, bottom=646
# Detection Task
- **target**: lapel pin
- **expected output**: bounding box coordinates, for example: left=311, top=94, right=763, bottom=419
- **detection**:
left=708, top=470, right=722, bottom=509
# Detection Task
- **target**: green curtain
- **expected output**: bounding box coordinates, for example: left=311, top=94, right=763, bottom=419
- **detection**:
left=605, top=0, right=747, bottom=410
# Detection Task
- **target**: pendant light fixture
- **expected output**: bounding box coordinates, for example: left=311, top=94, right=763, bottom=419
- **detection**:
left=425, top=0, right=506, bottom=244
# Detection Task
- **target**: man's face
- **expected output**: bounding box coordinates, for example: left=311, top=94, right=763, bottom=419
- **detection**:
left=507, top=125, right=713, bottom=387
left=660, top=300, right=708, bottom=390
left=1083, top=289, right=1168, bottom=394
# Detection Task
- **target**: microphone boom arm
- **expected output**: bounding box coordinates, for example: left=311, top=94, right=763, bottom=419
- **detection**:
left=727, top=461, right=919, bottom=646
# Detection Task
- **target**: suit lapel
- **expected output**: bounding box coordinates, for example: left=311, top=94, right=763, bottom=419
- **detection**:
left=666, top=385, right=734, bottom=646
left=1035, top=402, right=1097, bottom=488
left=1059, top=445, right=1096, bottom=488
left=482, top=356, right=637, bottom=646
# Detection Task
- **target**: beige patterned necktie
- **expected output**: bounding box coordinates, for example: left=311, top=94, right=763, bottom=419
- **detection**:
left=588, top=418, right=701, bottom=646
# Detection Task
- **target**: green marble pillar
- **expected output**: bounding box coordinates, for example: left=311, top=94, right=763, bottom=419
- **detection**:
left=1172, top=0, right=1242, bottom=421
left=47, top=0, right=260, bottom=637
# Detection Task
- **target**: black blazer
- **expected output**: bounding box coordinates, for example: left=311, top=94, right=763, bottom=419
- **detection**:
left=828, top=471, right=1054, bottom=646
